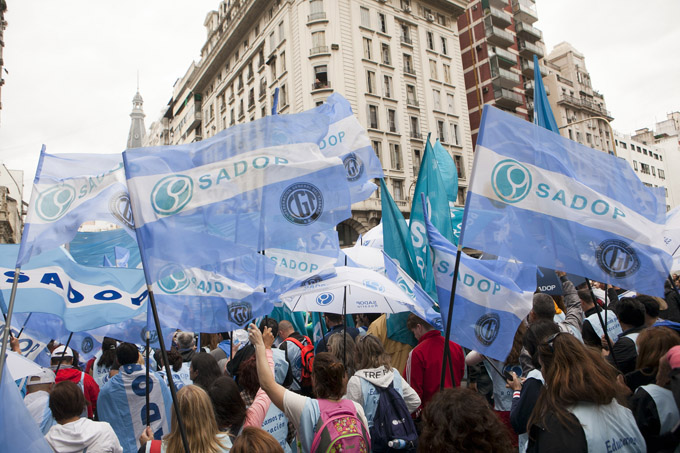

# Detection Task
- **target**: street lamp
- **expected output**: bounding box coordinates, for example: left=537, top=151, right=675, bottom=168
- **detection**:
left=557, top=116, right=617, bottom=157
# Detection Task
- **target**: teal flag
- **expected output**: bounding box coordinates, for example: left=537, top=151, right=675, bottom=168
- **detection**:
left=451, top=207, right=464, bottom=246
left=269, top=306, right=307, bottom=337
left=408, top=137, right=455, bottom=298
left=432, top=139, right=459, bottom=210
left=532, top=54, right=559, bottom=133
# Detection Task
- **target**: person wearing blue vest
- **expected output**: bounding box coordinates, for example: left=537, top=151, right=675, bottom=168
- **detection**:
left=607, top=297, right=648, bottom=375
left=527, top=332, right=645, bottom=452
left=97, top=342, right=173, bottom=453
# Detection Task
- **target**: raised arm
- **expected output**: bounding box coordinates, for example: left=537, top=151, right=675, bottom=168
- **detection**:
left=248, top=323, right=286, bottom=411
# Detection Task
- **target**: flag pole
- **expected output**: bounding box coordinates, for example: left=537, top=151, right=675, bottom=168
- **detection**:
left=54, top=331, right=74, bottom=375
left=16, top=312, right=32, bottom=338
left=145, top=330, right=151, bottom=428
left=440, top=245, right=462, bottom=390
left=584, top=278, right=619, bottom=368
left=0, top=268, right=23, bottom=385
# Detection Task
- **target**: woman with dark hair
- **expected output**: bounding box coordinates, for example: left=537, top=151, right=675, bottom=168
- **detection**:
left=231, top=427, right=284, bottom=453
left=92, top=337, right=118, bottom=388
left=418, top=387, right=514, bottom=453
left=326, top=332, right=357, bottom=377
left=526, top=332, right=644, bottom=452
left=345, top=334, right=420, bottom=433
left=158, top=347, right=190, bottom=391
left=625, top=325, right=680, bottom=392
left=248, top=324, right=370, bottom=452
left=45, top=381, right=122, bottom=452
left=190, top=352, right=222, bottom=390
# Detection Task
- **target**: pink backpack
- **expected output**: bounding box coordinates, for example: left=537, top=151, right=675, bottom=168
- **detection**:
left=310, top=399, right=371, bottom=453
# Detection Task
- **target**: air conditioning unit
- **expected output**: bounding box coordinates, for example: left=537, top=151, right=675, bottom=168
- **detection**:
left=427, top=13, right=435, bottom=22
left=404, top=5, right=412, bottom=13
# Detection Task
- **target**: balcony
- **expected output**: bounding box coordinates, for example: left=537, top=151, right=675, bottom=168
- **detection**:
left=309, top=46, right=329, bottom=56
left=512, top=0, right=538, bottom=24
left=557, top=94, right=613, bottom=120
left=488, top=0, right=510, bottom=8
left=518, top=40, right=544, bottom=59
left=406, top=98, right=419, bottom=107
left=494, top=87, right=523, bottom=109
left=410, top=131, right=423, bottom=139
left=307, top=12, right=327, bottom=22
left=487, top=6, right=512, bottom=28
left=492, top=47, right=517, bottom=68
left=515, top=21, right=542, bottom=42
left=521, top=58, right=546, bottom=78
left=491, top=64, right=520, bottom=89
left=400, top=35, right=413, bottom=45
left=312, top=81, right=332, bottom=91
left=404, top=65, right=416, bottom=76
left=484, top=21, right=515, bottom=48
left=524, top=80, right=550, bottom=96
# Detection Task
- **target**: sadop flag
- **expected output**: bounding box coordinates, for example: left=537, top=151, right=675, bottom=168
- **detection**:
left=0, top=245, right=147, bottom=332
left=425, top=214, right=536, bottom=361
left=462, top=106, right=671, bottom=297
left=17, top=147, right=134, bottom=267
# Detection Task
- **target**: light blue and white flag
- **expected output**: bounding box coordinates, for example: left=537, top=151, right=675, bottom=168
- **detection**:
left=115, top=246, right=131, bottom=268
left=17, top=147, right=134, bottom=267
left=425, top=214, right=536, bottom=361
left=0, top=245, right=147, bottom=332
left=462, top=106, right=671, bottom=297
left=69, top=229, right=141, bottom=269
left=123, top=106, right=354, bottom=284
left=313, top=94, right=384, bottom=202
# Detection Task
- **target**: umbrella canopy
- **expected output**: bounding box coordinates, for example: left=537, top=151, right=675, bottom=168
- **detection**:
left=343, top=245, right=385, bottom=274
left=5, top=351, right=43, bottom=381
left=281, top=266, right=416, bottom=315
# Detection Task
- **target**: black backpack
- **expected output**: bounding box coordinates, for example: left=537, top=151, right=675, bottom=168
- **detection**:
left=367, top=378, right=418, bottom=452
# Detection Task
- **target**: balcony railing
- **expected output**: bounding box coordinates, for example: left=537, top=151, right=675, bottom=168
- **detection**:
left=518, top=40, right=544, bottom=59
left=484, top=22, right=515, bottom=47
left=410, top=131, right=423, bottom=139
left=404, top=66, right=416, bottom=76
left=515, top=21, right=542, bottom=42
left=493, top=47, right=517, bottom=67
left=487, top=7, right=512, bottom=28
left=400, top=35, right=413, bottom=45
left=557, top=94, right=613, bottom=119
left=406, top=98, right=419, bottom=107
left=491, top=64, right=520, bottom=88
left=307, top=12, right=327, bottom=22
left=521, top=58, right=547, bottom=78
left=309, top=46, right=329, bottom=56
left=512, top=0, right=538, bottom=24
left=312, top=81, right=332, bottom=90
left=494, top=87, right=523, bottom=108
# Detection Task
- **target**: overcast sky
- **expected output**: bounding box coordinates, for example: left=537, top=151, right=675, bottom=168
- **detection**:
left=0, top=0, right=677, bottom=200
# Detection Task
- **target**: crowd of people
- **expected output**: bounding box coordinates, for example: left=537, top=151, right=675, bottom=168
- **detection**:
left=9, top=273, right=680, bottom=452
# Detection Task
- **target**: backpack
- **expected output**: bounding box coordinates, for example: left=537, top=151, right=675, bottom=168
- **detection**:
left=283, top=336, right=315, bottom=388
left=369, top=381, right=418, bottom=452
left=310, top=399, right=370, bottom=453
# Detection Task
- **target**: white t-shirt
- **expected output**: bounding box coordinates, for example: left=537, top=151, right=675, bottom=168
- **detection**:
left=283, top=390, right=368, bottom=452
left=45, top=418, right=123, bottom=453
left=24, top=390, right=55, bottom=434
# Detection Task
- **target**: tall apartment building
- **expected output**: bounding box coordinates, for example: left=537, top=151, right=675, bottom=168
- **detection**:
left=543, top=42, right=614, bottom=154
left=614, top=131, right=673, bottom=211
left=457, top=0, right=546, bottom=144
left=146, top=0, right=474, bottom=245
left=0, top=0, right=7, bottom=125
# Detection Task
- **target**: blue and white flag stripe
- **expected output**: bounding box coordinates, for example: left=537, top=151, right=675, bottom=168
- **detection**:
left=426, top=216, right=535, bottom=361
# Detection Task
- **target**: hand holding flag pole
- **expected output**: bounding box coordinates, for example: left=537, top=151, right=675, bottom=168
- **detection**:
left=584, top=278, right=619, bottom=368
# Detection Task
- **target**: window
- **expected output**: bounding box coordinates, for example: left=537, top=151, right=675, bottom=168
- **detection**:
left=429, top=60, right=438, bottom=80
left=436, top=13, right=446, bottom=26
left=443, top=64, right=451, bottom=84
left=278, top=21, right=285, bottom=43
left=366, top=70, right=376, bottom=94
left=441, top=37, right=448, bottom=55
left=248, top=88, right=255, bottom=108
left=280, top=51, right=286, bottom=72
left=368, top=105, right=379, bottom=129
left=410, top=116, right=420, bottom=138
left=381, top=43, right=391, bottom=65
left=269, top=31, right=276, bottom=52
left=261, top=106, right=266, bottom=118
left=457, top=187, right=466, bottom=205
left=652, top=166, right=656, bottom=176
left=640, top=163, right=650, bottom=175
left=446, top=93, right=455, bottom=114
left=378, top=13, right=387, bottom=33
left=400, top=0, right=411, bottom=10
left=659, top=169, right=665, bottom=179
left=382, top=75, right=392, bottom=98
left=280, top=84, right=288, bottom=106
left=392, top=179, right=404, bottom=200
left=259, top=78, right=267, bottom=97
left=310, top=0, right=324, bottom=18
left=432, top=89, right=441, bottom=110
left=271, top=59, right=277, bottom=79
left=413, top=149, right=421, bottom=176
left=311, top=31, right=326, bottom=53
left=387, top=108, right=397, bottom=132
left=637, top=146, right=642, bottom=153
left=586, top=133, right=592, bottom=144
left=243, top=39, right=249, bottom=51
left=237, top=74, right=243, bottom=91
left=403, top=54, right=414, bottom=74
left=314, top=65, right=328, bottom=88
left=372, top=140, right=382, bottom=163
left=401, top=24, right=411, bottom=44
left=406, top=84, right=417, bottom=105
left=437, top=120, right=446, bottom=142
left=450, top=122, right=460, bottom=145
left=390, top=144, right=403, bottom=170
left=230, top=108, right=235, bottom=125
left=360, top=7, right=371, bottom=28
left=426, top=31, right=435, bottom=50
left=454, top=155, right=465, bottom=179
left=363, top=37, right=373, bottom=60
left=620, top=142, right=627, bottom=149
left=643, top=149, right=648, bottom=155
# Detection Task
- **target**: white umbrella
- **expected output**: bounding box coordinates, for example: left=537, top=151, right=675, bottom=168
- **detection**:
left=280, top=266, right=415, bottom=315
left=5, top=351, right=43, bottom=380
left=343, top=246, right=386, bottom=274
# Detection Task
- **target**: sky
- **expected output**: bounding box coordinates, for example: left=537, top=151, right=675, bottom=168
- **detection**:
left=0, top=0, right=678, bottom=201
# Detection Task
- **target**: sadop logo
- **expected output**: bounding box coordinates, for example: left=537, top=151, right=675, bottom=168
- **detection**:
left=475, top=313, right=500, bottom=346
left=109, top=191, right=135, bottom=228
left=596, top=239, right=641, bottom=278
left=140, top=326, right=159, bottom=343
left=81, top=336, right=94, bottom=354
left=396, top=277, right=415, bottom=300
left=151, top=175, right=194, bottom=216
left=343, top=153, right=364, bottom=182
left=316, top=292, right=334, bottom=306
left=229, top=302, right=253, bottom=326
left=157, top=266, right=191, bottom=294
left=35, top=184, right=77, bottom=221
left=363, top=280, right=385, bottom=293
left=280, top=183, right=324, bottom=225
left=491, top=159, right=532, bottom=204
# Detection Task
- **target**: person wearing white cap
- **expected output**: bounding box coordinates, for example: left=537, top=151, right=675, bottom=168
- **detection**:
left=24, top=367, right=57, bottom=434
left=51, top=344, right=100, bottom=419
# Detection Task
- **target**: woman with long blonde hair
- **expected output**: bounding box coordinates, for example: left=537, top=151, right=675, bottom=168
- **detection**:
left=139, top=384, right=231, bottom=453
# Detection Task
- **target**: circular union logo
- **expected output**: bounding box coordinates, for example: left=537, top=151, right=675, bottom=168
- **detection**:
left=81, top=336, right=94, bottom=354
left=432, top=317, right=443, bottom=331
left=343, top=153, right=364, bottom=182
left=596, top=239, right=641, bottom=278
left=109, top=191, right=135, bottom=229
left=35, top=185, right=77, bottom=221
left=475, top=313, right=500, bottom=346
left=157, top=266, right=191, bottom=294
left=316, top=292, right=335, bottom=306
left=150, top=175, right=194, bottom=216
left=302, top=275, right=323, bottom=287
left=140, top=326, right=159, bottom=343
left=396, top=277, right=415, bottom=300
left=363, top=280, right=385, bottom=293
left=491, top=159, right=532, bottom=204
left=280, top=183, right=324, bottom=225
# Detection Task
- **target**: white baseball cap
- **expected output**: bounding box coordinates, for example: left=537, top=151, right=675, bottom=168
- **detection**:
left=27, top=368, right=56, bottom=386
left=51, top=345, right=74, bottom=359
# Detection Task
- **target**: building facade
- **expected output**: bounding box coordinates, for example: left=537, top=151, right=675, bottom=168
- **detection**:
left=0, top=0, right=7, bottom=124
left=126, top=91, right=147, bottom=149
left=543, top=42, right=614, bottom=154
left=0, top=167, right=24, bottom=244
left=457, top=0, right=546, bottom=145
left=145, top=0, right=474, bottom=245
